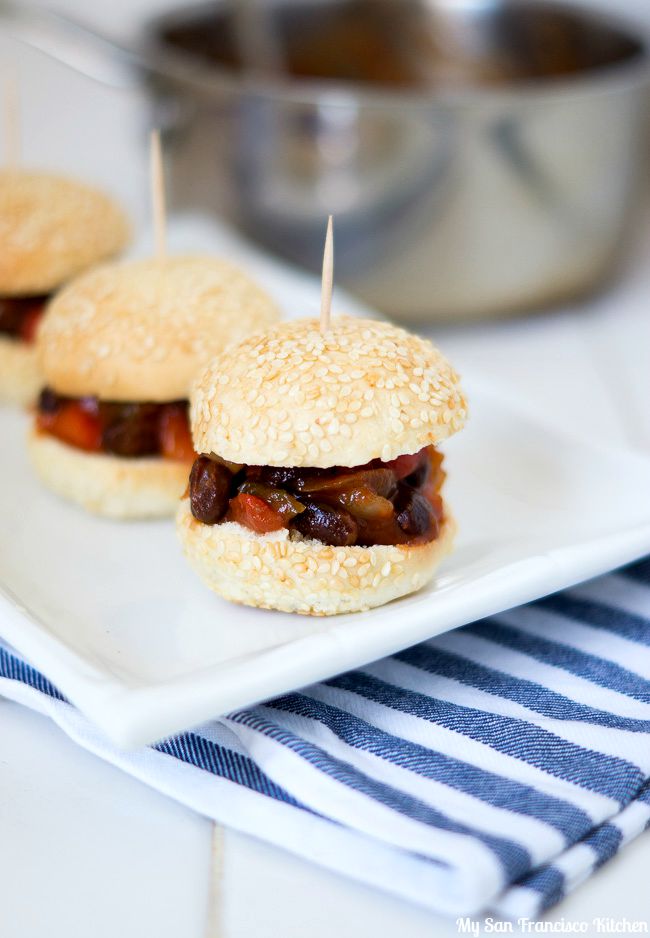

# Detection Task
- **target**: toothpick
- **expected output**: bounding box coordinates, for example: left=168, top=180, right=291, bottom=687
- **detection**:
left=319, top=215, right=334, bottom=334
left=150, top=129, right=167, bottom=261
left=4, top=71, right=20, bottom=168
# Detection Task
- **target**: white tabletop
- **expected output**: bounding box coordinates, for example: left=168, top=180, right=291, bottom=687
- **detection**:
left=1, top=1, right=650, bottom=935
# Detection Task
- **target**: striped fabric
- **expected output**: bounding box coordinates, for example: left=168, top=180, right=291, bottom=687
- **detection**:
left=1, top=558, right=650, bottom=917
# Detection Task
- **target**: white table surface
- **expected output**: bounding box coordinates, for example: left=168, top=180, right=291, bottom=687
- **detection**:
left=1, top=1, right=650, bottom=935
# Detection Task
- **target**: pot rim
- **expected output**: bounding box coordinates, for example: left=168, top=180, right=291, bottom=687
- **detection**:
left=144, top=0, right=650, bottom=108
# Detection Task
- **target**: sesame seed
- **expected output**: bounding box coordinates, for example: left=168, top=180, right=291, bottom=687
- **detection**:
left=189, top=316, right=466, bottom=468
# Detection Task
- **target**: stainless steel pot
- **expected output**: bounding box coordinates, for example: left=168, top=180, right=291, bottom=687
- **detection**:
left=6, top=0, right=650, bottom=322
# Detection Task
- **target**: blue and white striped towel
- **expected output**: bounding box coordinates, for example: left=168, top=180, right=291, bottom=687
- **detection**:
left=1, top=558, right=650, bottom=919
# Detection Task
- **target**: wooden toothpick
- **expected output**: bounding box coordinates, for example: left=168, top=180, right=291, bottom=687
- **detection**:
left=320, top=215, right=334, bottom=334
left=4, top=71, right=20, bottom=168
left=150, top=128, right=167, bottom=261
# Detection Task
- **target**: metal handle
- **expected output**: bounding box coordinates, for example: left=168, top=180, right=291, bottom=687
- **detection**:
left=0, top=1, right=224, bottom=97
left=0, top=2, right=147, bottom=89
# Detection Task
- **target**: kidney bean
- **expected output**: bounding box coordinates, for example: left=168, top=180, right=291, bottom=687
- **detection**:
left=101, top=404, right=160, bottom=457
left=259, top=465, right=331, bottom=491
left=290, top=502, right=358, bottom=546
left=0, top=296, right=46, bottom=338
left=38, top=387, right=62, bottom=414
left=190, top=456, right=233, bottom=524
left=394, top=484, right=437, bottom=538
left=258, top=466, right=304, bottom=489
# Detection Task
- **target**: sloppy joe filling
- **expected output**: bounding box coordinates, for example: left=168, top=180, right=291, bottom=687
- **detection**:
left=35, top=388, right=195, bottom=461
left=189, top=445, right=445, bottom=547
left=0, top=295, right=48, bottom=343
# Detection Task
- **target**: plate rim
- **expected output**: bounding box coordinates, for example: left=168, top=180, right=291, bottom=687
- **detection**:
left=2, top=387, right=650, bottom=746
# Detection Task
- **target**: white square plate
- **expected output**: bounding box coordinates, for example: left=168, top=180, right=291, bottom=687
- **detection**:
left=2, top=217, right=650, bottom=747
left=2, top=379, right=650, bottom=747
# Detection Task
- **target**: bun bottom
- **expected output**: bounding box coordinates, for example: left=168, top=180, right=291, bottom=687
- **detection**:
left=28, top=430, right=191, bottom=519
left=176, top=497, right=456, bottom=616
left=0, top=336, right=41, bottom=406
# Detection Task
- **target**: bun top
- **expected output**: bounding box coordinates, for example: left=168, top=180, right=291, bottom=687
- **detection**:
left=191, top=316, right=467, bottom=467
left=38, top=255, right=281, bottom=402
left=0, top=171, right=129, bottom=295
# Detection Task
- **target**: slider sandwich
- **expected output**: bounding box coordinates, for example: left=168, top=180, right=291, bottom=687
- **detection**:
left=177, top=317, right=467, bottom=615
left=0, top=171, right=129, bottom=405
left=30, top=256, right=280, bottom=518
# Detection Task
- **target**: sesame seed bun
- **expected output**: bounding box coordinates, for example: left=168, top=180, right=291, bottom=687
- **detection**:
left=176, top=497, right=456, bottom=615
left=37, top=256, right=281, bottom=402
left=0, top=336, right=41, bottom=406
left=0, top=171, right=129, bottom=296
left=28, top=430, right=189, bottom=519
left=191, top=317, right=467, bottom=468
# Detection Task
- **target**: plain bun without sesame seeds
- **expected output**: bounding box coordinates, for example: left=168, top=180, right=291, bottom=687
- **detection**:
left=191, top=316, right=467, bottom=468
left=0, top=171, right=129, bottom=296
left=37, top=255, right=281, bottom=401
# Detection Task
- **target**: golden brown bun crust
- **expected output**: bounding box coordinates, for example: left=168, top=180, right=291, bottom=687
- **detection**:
left=176, top=497, right=456, bottom=615
left=28, top=430, right=190, bottom=519
left=0, top=171, right=129, bottom=295
left=38, top=256, right=281, bottom=401
left=0, top=335, right=41, bottom=406
left=191, top=317, right=467, bottom=468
